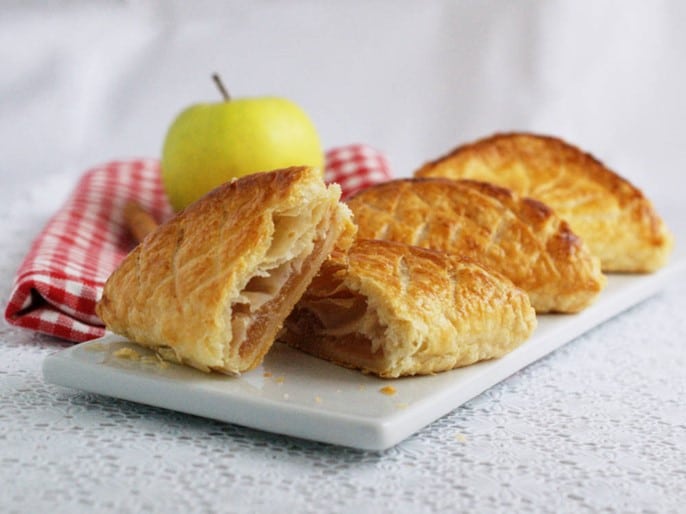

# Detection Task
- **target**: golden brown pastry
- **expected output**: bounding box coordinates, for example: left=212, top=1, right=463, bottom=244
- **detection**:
left=347, top=178, right=606, bottom=313
left=281, top=239, right=537, bottom=378
left=415, top=132, right=673, bottom=272
left=97, top=166, right=356, bottom=374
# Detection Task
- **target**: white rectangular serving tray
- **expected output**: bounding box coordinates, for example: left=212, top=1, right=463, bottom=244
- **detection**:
left=43, top=256, right=685, bottom=451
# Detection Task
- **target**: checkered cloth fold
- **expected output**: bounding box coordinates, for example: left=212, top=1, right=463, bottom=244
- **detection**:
left=4, top=144, right=392, bottom=342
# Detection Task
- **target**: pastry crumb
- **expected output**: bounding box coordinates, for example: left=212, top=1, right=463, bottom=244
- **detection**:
left=84, top=343, right=106, bottom=352
left=157, top=347, right=181, bottom=364
left=113, top=347, right=169, bottom=369
left=395, top=402, right=409, bottom=409
left=154, top=354, right=170, bottom=369
left=379, top=386, right=397, bottom=396
left=263, top=371, right=273, bottom=378
left=137, top=354, right=169, bottom=370
left=113, top=347, right=141, bottom=361
left=454, top=433, right=467, bottom=443
left=274, top=376, right=285, bottom=384
left=314, top=396, right=323, bottom=404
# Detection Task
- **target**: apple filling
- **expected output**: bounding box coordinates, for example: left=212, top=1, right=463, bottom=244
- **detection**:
left=223, top=202, right=336, bottom=370
left=284, top=281, right=390, bottom=370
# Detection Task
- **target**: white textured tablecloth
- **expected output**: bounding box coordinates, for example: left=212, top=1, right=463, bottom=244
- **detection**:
left=2, top=2, right=686, bottom=512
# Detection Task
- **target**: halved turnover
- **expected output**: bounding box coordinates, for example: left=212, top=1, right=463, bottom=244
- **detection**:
left=96, top=166, right=355, bottom=374
left=281, top=239, right=536, bottom=378
left=415, top=132, right=673, bottom=272
left=347, top=178, right=605, bottom=313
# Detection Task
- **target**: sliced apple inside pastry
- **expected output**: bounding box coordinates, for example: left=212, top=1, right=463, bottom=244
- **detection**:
left=96, top=166, right=355, bottom=374
left=281, top=239, right=536, bottom=378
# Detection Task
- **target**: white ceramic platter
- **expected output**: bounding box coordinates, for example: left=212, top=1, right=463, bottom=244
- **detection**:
left=43, top=256, right=685, bottom=451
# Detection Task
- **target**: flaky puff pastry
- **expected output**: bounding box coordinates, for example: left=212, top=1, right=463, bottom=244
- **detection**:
left=280, top=239, right=536, bottom=378
left=96, top=167, right=356, bottom=375
left=347, top=178, right=605, bottom=313
left=415, top=133, right=673, bottom=272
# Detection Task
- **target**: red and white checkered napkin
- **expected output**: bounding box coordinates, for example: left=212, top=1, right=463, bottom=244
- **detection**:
left=4, top=144, right=392, bottom=342
left=325, top=144, right=392, bottom=200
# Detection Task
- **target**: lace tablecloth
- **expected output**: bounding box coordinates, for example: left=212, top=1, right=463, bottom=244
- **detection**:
left=1, top=172, right=685, bottom=513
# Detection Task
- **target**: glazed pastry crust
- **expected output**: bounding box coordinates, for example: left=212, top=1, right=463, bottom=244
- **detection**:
left=281, top=239, right=536, bottom=378
left=347, top=178, right=606, bottom=313
left=415, top=132, right=673, bottom=272
left=96, top=166, right=355, bottom=374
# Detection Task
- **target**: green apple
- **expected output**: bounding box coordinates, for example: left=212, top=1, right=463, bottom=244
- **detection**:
left=161, top=76, right=324, bottom=211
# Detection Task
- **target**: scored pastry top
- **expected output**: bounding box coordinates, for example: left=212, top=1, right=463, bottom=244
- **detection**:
left=282, top=239, right=537, bottom=378
left=347, top=177, right=606, bottom=313
left=415, top=132, right=673, bottom=272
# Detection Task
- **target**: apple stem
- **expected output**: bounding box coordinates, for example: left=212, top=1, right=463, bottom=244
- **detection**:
left=212, top=73, right=231, bottom=101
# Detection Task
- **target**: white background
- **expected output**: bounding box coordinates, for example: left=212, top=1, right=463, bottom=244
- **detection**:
left=2, top=1, right=686, bottom=212
left=2, top=3, right=686, bottom=512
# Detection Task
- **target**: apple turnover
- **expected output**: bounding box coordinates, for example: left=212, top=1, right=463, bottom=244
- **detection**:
left=96, top=166, right=356, bottom=374
left=415, top=133, right=673, bottom=272
left=281, top=239, right=536, bottom=378
left=347, top=178, right=606, bottom=313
